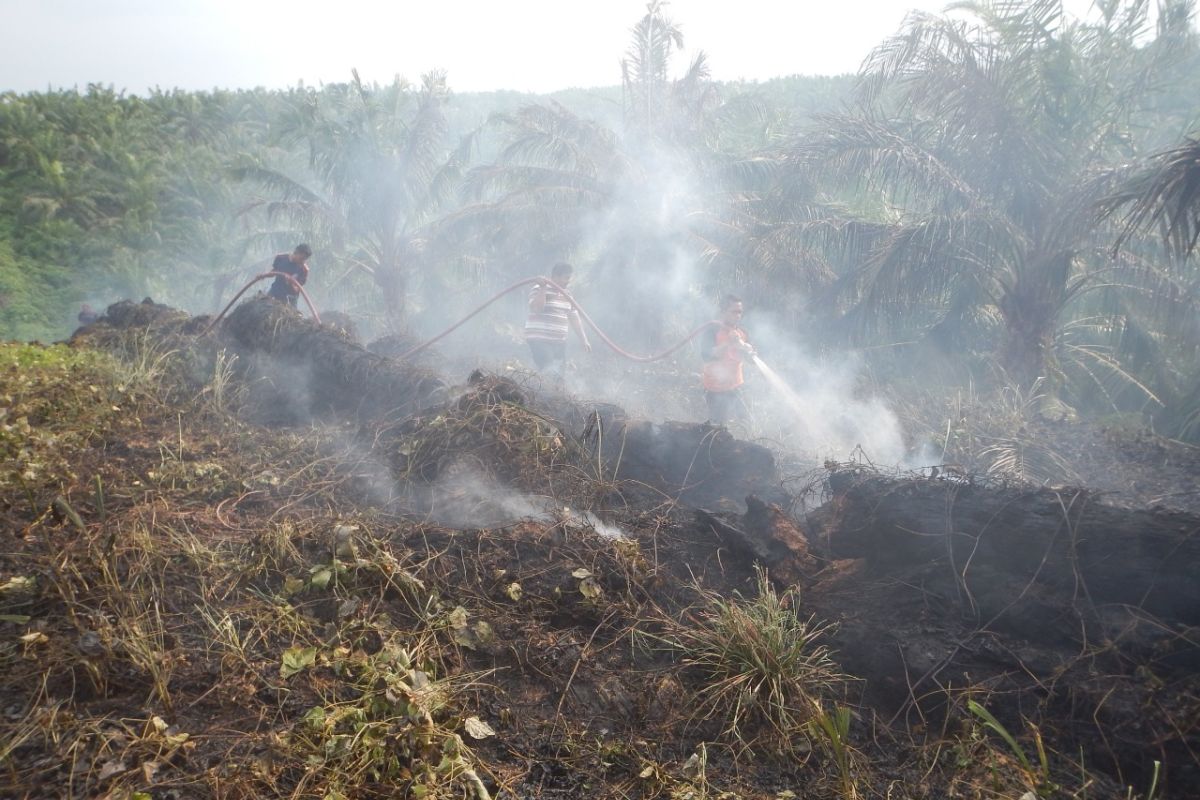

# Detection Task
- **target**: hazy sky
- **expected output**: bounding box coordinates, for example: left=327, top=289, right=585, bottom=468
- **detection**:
left=4, top=0, right=1104, bottom=95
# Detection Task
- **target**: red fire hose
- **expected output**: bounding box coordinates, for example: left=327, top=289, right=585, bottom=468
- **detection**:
left=393, top=277, right=717, bottom=363
left=203, top=271, right=321, bottom=334
left=206, top=272, right=712, bottom=362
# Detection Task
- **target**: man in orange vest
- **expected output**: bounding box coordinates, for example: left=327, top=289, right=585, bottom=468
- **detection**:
left=701, top=295, right=755, bottom=425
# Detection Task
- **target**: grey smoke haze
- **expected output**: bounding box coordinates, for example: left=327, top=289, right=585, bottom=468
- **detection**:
left=425, top=464, right=629, bottom=537
left=45, top=0, right=1116, bottom=474
left=378, top=109, right=914, bottom=468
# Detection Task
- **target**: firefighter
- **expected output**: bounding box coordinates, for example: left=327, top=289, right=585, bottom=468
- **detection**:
left=701, top=295, right=754, bottom=425
left=77, top=304, right=99, bottom=326
left=524, top=262, right=591, bottom=380
left=267, top=244, right=313, bottom=307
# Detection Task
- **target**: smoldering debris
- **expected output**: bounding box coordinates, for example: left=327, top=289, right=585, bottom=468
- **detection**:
left=222, top=297, right=448, bottom=421
left=413, top=463, right=630, bottom=536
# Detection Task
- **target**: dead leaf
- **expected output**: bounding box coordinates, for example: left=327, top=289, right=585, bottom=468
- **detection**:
left=578, top=577, right=602, bottom=599
left=463, top=716, right=495, bottom=739
left=97, top=759, right=126, bottom=781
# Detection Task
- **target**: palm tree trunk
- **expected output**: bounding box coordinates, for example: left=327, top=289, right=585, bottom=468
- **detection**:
left=375, top=255, right=407, bottom=329
left=997, top=253, right=1071, bottom=387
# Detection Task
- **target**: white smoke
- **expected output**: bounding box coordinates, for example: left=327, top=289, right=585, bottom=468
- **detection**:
left=741, top=316, right=908, bottom=465
left=424, top=462, right=628, bottom=537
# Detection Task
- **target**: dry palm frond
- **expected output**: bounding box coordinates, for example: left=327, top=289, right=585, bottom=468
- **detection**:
left=1104, top=135, right=1200, bottom=260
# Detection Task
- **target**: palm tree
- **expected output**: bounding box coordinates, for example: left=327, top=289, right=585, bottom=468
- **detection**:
left=776, top=0, right=1189, bottom=398
left=435, top=1, right=765, bottom=345
left=235, top=71, right=471, bottom=325
left=1097, top=130, right=1200, bottom=438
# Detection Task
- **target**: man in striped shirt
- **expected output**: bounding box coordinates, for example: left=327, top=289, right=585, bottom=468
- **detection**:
left=525, top=262, right=591, bottom=379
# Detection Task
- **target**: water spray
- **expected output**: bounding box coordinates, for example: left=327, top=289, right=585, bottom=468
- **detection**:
left=751, top=355, right=807, bottom=415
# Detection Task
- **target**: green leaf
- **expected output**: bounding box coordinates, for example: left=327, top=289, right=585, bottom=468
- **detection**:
left=0, top=614, right=31, bottom=624
left=578, top=577, right=602, bottom=599
left=282, top=576, right=306, bottom=597
left=968, top=699, right=1032, bottom=773
left=303, top=706, right=327, bottom=730
left=281, top=646, right=317, bottom=678
left=310, top=567, right=333, bottom=590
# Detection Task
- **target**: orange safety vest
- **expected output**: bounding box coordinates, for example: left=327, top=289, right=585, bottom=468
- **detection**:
left=701, top=325, right=747, bottom=392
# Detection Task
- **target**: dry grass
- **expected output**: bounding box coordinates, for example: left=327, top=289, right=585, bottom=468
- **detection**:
left=0, top=321, right=1160, bottom=800
left=663, top=567, right=846, bottom=758
left=896, top=376, right=1082, bottom=485
left=0, top=337, right=499, bottom=800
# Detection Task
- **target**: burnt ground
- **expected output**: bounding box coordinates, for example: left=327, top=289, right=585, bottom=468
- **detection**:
left=0, top=297, right=1196, bottom=799
left=1036, top=419, right=1200, bottom=512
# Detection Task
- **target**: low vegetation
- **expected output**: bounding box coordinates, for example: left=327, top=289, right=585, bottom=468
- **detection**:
left=2, top=325, right=1185, bottom=798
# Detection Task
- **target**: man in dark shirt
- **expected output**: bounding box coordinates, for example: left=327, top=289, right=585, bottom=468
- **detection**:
left=77, top=304, right=99, bottom=326
left=267, top=244, right=313, bottom=307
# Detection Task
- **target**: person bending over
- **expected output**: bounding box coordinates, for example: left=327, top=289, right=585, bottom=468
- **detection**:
left=267, top=244, right=313, bottom=308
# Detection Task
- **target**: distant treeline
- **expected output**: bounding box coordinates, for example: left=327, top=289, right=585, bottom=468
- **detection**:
left=0, top=73, right=851, bottom=340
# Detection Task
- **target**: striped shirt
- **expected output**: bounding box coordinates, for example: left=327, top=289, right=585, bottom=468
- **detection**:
left=525, top=283, right=576, bottom=342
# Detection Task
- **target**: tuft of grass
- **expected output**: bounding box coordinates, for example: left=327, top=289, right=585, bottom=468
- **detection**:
left=666, top=566, right=844, bottom=756
left=967, top=699, right=1060, bottom=796
left=808, top=703, right=860, bottom=799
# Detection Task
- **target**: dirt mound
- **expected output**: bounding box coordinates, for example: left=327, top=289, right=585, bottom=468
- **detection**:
left=86, top=299, right=785, bottom=512
left=222, top=297, right=449, bottom=422
left=808, top=468, right=1200, bottom=790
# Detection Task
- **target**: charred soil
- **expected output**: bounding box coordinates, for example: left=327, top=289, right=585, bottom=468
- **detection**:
left=0, top=299, right=1193, bottom=799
